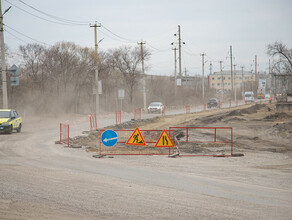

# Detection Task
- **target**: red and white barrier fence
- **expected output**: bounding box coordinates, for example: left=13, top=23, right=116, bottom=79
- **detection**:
left=89, top=114, right=97, bottom=131
left=186, top=105, right=190, bottom=114
left=116, top=110, right=121, bottom=125
left=134, top=108, right=142, bottom=120
left=60, top=123, right=69, bottom=147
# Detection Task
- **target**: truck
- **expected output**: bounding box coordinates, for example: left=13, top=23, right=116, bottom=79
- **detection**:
left=244, top=91, right=254, bottom=102
left=257, top=88, right=265, bottom=99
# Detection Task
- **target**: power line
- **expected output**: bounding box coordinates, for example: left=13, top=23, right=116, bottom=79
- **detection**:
left=5, top=29, right=28, bottom=44
left=101, top=24, right=136, bottom=43
left=5, top=24, right=50, bottom=46
left=5, top=0, right=89, bottom=26
left=16, top=0, right=91, bottom=25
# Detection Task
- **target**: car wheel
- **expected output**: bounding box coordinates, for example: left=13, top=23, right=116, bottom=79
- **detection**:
left=17, top=123, right=22, bottom=133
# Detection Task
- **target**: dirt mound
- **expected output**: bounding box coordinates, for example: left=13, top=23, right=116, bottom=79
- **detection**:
left=264, top=112, right=289, bottom=120
left=273, top=122, right=292, bottom=133
left=227, top=104, right=266, bottom=116
left=224, top=117, right=246, bottom=122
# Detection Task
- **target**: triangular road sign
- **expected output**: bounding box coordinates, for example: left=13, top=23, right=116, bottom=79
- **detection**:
left=155, top=130, right=174, bottom=148
left=126, top=127, right=146, bottom=146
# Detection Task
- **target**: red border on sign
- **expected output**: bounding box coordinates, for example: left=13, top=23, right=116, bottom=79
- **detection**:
left=126, top=127, right=146, bottom=146
left=155, top=129, right=174, bottom=148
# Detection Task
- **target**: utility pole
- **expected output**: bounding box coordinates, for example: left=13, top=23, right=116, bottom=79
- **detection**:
left=234, top=64, right=237, bottom=102
left=178, top=25, right=182, bottom=77
left=230, top=45, right=233, bottom=94
left=201, top=53, right=206, bottom=100
left=219, top=61, right=224, bottom=102
left=90, top=22, right=101, bottom=116
left=138, top=41, right=147, bottom=110
left=240, top=66, right=244, bottom=95
left=255, top=55, right=257, bottom=90
left=0, top=0, right=9, bottom=109
left=172, top=47, right=177, bottom=95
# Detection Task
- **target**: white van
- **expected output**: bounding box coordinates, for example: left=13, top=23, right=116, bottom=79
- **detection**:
left=244, top=91, right=254, bottom=102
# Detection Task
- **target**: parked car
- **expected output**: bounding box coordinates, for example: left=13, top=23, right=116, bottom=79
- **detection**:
left=147, top=102, right=164, bottom=113
left=0, top=109, right=22, bottom=134
left=207, top=98, right=219, bottom=108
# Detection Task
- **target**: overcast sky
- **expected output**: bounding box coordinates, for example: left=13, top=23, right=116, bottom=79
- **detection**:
left=3, top=0, right=292, bottom=76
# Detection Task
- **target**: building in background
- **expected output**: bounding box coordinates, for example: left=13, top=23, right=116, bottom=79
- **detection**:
left=209, top=70, right=255, bottom=92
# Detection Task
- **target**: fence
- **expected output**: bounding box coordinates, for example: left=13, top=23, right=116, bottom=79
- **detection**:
left=60, top=123, right=69, bottom=147
left=134, top=108, right=142, bottom=120
left=89, top=114, right=97, bottom=131
left=98, top=129, right=175, bottom=156
left=116, top=110, right=121, bottom=125
left=162, top=106, right=166, bottom=116
left=169, top=126, right=233, bottom=157
left=186, top=105, right=190, bottom=114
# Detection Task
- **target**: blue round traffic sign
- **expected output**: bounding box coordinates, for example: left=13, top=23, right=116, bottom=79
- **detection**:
left=101, top=130, right=118, bottom=147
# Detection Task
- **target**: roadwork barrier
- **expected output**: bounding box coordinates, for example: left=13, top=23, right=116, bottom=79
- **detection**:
left=169, top=126, right=233, bottom=157
left=186, top=105, right=190, bottom=114
left=134, top=108, right=142, bottom=120
left=116, top=111, right=121, bottom=125
left=98, top=129, right=175, bottom=156
left=89, top=114, right=97, bottom=131
left=60, top=123, right=69, bottom=147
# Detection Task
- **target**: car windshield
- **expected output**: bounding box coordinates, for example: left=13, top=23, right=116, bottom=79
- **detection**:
left=150, top=103, right=162, bottom=107
left=209, top=99, right=217, bottom=102
left=0, top=111, right=10, bottom=118
left=245, top=94, right=251, bottom=97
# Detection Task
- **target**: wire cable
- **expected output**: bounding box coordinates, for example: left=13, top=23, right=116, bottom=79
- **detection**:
left=16, top=0, right=91, bottom=25
left=5, top=24, right=50, bottom=46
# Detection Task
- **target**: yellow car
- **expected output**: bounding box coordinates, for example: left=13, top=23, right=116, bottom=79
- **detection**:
left=0, top=109, right=22, bottom=134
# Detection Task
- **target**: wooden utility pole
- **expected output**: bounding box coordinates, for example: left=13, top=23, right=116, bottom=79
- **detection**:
left=90, top=22, right=101, bottom=116
left=0, top=0, right=10, bottom=108
left=138, top=41, right=147, bottom=110
left=201, top=53, right=206, bottom=100
left=172, top=47, right=177, bottom=95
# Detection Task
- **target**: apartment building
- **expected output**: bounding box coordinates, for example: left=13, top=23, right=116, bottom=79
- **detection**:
left=209, top=70, right=255, bottom=91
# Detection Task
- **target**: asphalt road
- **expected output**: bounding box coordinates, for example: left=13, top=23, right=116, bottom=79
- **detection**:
left=1, top=100, right=291, bottom=219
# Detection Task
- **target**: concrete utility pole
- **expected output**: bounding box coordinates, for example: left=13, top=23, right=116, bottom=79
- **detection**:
left=219, top=61, right=224, bottom=102
left=234, top=64, right=237, bottom=102
left=178, top=25, right=182, bottom=77
left=172, top=47, right=177, bottom=95
left=0, top=0, right=9, bottom=109
left=138, top=41, right=147, bottom=110
left=241, top=66, right=244, bottom=95
left=230, top=45, right=233, bottom=94
left=201, top=53, right=206, bottom=100
left=90, top=22, right=101, bottom=116
left=255, top=55, right=257, bottom=84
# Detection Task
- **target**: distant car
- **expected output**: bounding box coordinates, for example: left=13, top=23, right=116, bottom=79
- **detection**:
left=0, top=109, right=22, bottom=134
left=148, top=102, right=164, bottom=114
left=207, top=98, right=219, bottom=108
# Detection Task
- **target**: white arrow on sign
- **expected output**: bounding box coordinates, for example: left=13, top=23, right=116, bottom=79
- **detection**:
left=103, top=137, right=118, bottom=142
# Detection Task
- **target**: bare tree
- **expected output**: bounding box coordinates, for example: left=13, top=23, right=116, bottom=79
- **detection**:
left=109, top=46, right=150, bottom=105
left=267, top=41, right=292, bottom=98
left=267, top=41, right=292, bottom=74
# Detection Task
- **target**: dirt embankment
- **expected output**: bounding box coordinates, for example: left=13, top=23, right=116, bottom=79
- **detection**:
left=71, top=103, right=292, bottom=155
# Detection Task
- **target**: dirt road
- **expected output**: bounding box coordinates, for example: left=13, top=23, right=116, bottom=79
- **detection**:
left=0, top=104, right=291, bottom=219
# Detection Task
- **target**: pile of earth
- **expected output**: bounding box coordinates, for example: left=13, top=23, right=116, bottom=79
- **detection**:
left=227, top=104, right=266, bottom=116
left=273, top=122, right=292, bottom=133
left=264, top=112, right=290, bottom=120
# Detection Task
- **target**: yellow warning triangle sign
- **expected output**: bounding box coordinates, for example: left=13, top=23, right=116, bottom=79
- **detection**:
left=126, top=127, right=146, bottom=146
left=155, top=129, right=174, bottom=148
